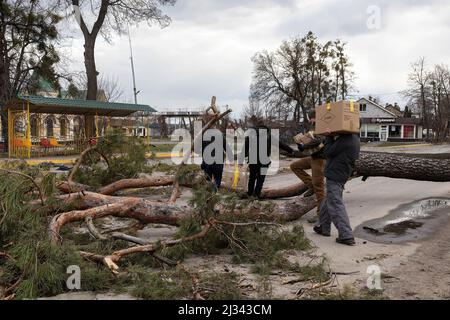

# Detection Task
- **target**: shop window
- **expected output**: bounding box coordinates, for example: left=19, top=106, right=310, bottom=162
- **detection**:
left=366, top=124, right=379, bottom=140
left=360, top=124, right=367, bottom=137
left=403, top=125, right=414, bottom=139
left=389, top=125, right=401, bottom=138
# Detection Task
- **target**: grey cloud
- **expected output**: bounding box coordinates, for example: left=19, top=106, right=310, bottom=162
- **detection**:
left=65, top=0, right=450, bottom=114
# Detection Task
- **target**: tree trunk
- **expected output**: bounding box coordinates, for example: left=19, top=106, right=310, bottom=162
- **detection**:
left=355, top=151, right=450, bottom=182
left=0, top=112, right=7, bottom=151
left=98, top=176, right=175, bottom=195
left=84, top=38, right=97, bottom=137
left=261, top=182, right=307, bottom=199
left=52, top=190, right=317, bottom=243
left=51, top=150, right=450, bottom=244
left=0, top=38, right=11, bottom=152
left=58, top=191, right=186, bottom=226
left=84, top=37, right=98, bottom=100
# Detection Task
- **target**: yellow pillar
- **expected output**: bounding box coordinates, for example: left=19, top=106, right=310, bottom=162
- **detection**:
left=26, top=101, right=31, bottom=158
left=7, top=108, right=12, bottom=158
left=95, top=112, right=99, bottom=138
left=146, top=116, right=151, bottom=146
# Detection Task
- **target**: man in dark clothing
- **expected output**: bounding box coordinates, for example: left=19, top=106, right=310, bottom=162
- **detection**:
left=244, top=118, right=294, bottom=198
left=201, top=123, right=227, bottom=191
left=313, top=133, right=360, bottom=246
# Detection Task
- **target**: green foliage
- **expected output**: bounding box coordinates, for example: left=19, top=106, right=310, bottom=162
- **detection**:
left=71, top=130, right=201, bottom=189
left=73, top=130, right=151, bottom=187
left=306, top=284, right=387, bottom=300
left=0, top=0, right=62, bottom=133
left=255, top=274, right=273, bottom=299
left=0, top=149, right=321, bottom=300
left=230, top=225, right=311, bottom=265
left=161, top=180, right=313, bottom=278
left=129, top=267, right=243, bottom=300
left=275, top=256, right=330, bottom=283
left=0, top=170, right=119, bottom=299
left=149, top=144, right=177, bottom=153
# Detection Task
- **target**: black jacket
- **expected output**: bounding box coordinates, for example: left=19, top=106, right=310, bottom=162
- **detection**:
left=322, top=134, right=360, bottom=185
left=244, top=125, right=294, bottom=167
left=202, top=129, right=227, bottom=165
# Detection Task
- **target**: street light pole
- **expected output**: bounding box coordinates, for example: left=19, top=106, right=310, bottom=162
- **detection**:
left=128, top=25, right=139, bottom=104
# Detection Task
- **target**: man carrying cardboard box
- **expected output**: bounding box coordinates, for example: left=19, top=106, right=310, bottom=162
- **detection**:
left=290, top=110, right=326, bottom=224
left=313, top=129, right=360, bottom=246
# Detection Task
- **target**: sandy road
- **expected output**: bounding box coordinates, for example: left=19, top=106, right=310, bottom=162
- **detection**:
left=265, top=149, right=450, bottom=298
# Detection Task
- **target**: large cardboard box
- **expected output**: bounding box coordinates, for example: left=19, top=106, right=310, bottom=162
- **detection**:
left=315, top=100, right=360, bottom=135
left=222, top=164, right=248, bottom=191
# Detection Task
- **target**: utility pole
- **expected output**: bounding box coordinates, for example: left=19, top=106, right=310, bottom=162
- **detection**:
left=127, top=25, right=143, bottom=137
left=128, top=25, right=140, bottom=104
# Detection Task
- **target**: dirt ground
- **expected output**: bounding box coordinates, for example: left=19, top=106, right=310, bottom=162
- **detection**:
left=280, top=143, right=450, bottom=299
left=380, top=217, right=450, bottom=299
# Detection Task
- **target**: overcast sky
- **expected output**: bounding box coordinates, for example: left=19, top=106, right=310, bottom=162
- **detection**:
left=65, top=0, right=450, bottom=115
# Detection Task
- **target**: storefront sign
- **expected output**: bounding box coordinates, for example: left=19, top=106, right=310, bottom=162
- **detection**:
left=371, top=118, right=396, bottom=123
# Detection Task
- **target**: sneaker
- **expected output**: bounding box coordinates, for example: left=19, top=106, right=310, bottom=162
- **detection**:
left=303, top=188, right=315, bottom=198
left=313, top=226, right=330, bottom=237
left=336, top=238, right=356, bottom=246
left=307, top=215, right=319, bottom=224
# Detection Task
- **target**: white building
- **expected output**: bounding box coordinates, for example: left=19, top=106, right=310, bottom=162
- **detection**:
left=358, top=98, right=423, bottom=142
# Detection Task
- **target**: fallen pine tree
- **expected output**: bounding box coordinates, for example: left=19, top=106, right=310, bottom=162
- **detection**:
left=43, top=146, right=450, bottom=273
left=2, top=118, right=450, bottom=298
left=55, top=151, right=450, bottom=199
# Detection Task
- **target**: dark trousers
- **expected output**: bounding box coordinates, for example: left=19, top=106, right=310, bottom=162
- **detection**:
left=201, top=163, right=224, bottom=189
left=315, top=179, right=353, bottom=240
left=248, top=164, right=267, bottom=197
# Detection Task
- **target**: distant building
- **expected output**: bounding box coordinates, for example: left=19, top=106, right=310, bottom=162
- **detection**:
left=0, top=74, right=155, bottom=145
left=384, top=103, right=404, bottom=117
left=358, top=98, right=423, bottom=142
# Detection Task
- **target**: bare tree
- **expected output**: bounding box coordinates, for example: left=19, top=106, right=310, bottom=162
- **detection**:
left=241, top=100, right=264, bottom=121
left=331, top=40, right=354, bottom=101
left=404, top=58, right=450, bottom=142
left=430, top=64, right=450, bottom=140
left=61, top=0, right=176, bottom=102
left=250, top=31, right=353, bottom=128
left=66, top=72, right=123, bottom=102
left=98, top=75, right=124, bottom=102
left=404, top=58, right=432, bottom=140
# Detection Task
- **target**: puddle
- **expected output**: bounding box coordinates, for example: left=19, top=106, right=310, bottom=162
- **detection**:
left=354, top=198, right=450, bottom=244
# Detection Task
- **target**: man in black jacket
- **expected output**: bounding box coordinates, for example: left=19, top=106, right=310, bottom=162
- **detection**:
left=244, top=117, right=294, bottom=198
left=200, top=114, right=228, bottom=191
left=313, top=133, right=360, bottom=246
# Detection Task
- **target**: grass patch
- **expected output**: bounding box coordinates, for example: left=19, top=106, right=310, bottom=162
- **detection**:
left=149, top=144, right=178, bottom=153
left=305, top=284, right=388, bottom=300
left=129, top=267, right=243, bottom=300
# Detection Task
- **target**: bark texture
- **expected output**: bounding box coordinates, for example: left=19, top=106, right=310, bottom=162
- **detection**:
left=355, top=152, right=450, bottom=182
